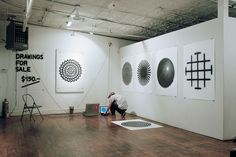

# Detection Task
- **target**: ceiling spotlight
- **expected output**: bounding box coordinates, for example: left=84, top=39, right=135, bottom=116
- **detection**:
left=73, top=6, right=82, bottom=20
left=89, top=24, right=96, bottom=35
left=68, top=5, right=85, bottom=22
left=66, top=21, right=72, bottom=27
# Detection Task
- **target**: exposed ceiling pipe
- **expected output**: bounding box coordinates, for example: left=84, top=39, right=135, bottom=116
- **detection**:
left=29, top=23, right=148, bottom=41
left=23, top=0, right=34, bottom=32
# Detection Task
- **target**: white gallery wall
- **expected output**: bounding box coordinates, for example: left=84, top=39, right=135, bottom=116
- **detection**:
left=120, top=0, right=236, bottom=140
left=0, top=24, right=133, bottom=115
left=224, top=16, right=236, bottom=140
left=0, top=21, right=16, bottom=116
left=120, top=18, right=224, bottom=140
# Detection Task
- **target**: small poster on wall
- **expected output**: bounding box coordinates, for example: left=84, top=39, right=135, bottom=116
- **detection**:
left=121, top=56, right=134, bottom=91
left=155, top=47, right=177, bottom=96
left=55, top=49, right=84, bottom=93
left=183, top=39, right=215, bottom=100
left=135, top=54, right=153, bottom=93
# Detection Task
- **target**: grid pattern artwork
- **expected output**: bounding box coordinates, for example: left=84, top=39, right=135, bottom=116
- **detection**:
left=185, top=52, right=213, bottom=90
left=183, top=39, right=215, bottom=100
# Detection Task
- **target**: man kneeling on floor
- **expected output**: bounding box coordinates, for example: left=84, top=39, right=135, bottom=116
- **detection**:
left=106, top=92, right=128, bottom=119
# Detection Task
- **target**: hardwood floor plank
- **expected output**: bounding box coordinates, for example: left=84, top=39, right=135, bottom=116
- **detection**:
left=0, top=114, right=235, bottom=157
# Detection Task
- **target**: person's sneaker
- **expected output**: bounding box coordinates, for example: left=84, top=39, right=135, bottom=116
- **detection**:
left=121, top=112, right=126, bottom=119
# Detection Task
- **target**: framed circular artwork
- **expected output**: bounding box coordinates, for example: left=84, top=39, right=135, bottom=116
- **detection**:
left=157, top=58, right=175, bottom=88
left=122, top=62, right=132, bottom=85
left=137, top=60, right=151, bottom=86
left=59, top=59, right=82, bottom=82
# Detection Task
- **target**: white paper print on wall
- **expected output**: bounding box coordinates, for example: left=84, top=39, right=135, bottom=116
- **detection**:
left=183, top=39, right=215, bottom=100
left=121, top=56, right=134, bottom=91
left=135, top=54, right=153, bottom=93
left=56, top=49, right=84, bottom=93
left=155, top=47, right=177, bottom=96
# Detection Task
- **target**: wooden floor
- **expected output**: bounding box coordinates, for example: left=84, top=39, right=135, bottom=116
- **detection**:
left=0, top=113, right=235, bottom=157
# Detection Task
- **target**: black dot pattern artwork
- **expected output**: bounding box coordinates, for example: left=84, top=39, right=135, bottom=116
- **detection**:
left=137, top=60, right=151, bottom=86
left=185, top=52, right=213, bottom=90
left=157, top=58, right=175, bottom=88
left=59, top=59, right=82, bottom=82
left=121, top=121, right=152, bottom=127
left=122, top=62, right=132, bottom=85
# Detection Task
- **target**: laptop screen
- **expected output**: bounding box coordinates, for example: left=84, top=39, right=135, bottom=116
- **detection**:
left=100, top=106, right=108, bottom=114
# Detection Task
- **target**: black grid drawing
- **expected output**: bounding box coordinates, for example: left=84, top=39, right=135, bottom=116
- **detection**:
left=122, top=62, right=132, bottom=86
left=185, top=52, right=213, bottom=90
left=137, top=60, right=151, bottom=86
left=59, top=59, right=82, bottom=82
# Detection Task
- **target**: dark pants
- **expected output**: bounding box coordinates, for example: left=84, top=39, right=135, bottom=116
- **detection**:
left=110, top=101, right=126, bottom=116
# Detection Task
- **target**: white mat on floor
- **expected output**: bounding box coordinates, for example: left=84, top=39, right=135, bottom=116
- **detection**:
left=112, top=119, right=163, bottom=130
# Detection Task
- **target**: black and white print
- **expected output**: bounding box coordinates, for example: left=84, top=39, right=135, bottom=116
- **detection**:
left=137, top=59, right=151, bottom=86
left=157, top=58, right=175, bottom=88
left=122, top=62, right=132, bottom=86
left=155, top=47, right=177, bottom=96
left=135, top=54, right=153, bottom=93
left=183, top=39, right=215, bottom=100
left=112, top=119, right=163, bottom=130
left=59, top=59, right=82, bottom=82
left=56, top=49, right=84, bottom=93
left=121, top=57, right=134, bottom=91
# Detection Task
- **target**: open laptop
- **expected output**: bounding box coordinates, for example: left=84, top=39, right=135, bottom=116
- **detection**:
left=100, top=105, right=109, bottom=116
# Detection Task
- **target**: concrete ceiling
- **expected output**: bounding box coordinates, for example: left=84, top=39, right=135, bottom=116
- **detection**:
left=0, top=0, right=235, bottom=41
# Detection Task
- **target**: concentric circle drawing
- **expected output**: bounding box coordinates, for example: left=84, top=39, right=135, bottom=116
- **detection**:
left=59, top=59, right=82, bottom=82
left=157, top=58, right=175, bottom=88
left=121, top=121, right=152, bottom=127
left=137, top=60, right=151, bottom=86
left=122, top=62, right=132, bottom=85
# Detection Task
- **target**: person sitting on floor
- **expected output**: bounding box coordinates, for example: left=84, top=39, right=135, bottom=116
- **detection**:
left=106, top=92, right=128, bottom=119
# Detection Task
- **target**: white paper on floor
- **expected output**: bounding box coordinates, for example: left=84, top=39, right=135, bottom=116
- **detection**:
left=112, top=119, right=163, bottom=130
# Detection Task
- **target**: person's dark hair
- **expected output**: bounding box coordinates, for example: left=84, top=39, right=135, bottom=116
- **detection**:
left=107, top=92, right=115, bottom=98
